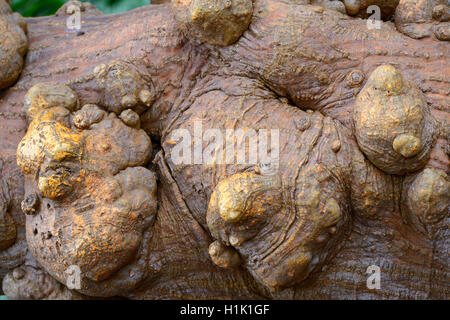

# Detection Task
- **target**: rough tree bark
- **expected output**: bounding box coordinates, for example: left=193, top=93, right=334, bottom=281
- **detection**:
left=0, top=0, right=448, bottom=299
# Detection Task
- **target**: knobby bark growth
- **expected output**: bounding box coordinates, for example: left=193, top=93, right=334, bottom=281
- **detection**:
left=0, top=0, right=448, bottom=299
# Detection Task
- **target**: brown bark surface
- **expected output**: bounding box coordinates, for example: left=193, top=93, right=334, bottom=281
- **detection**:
left=0, top=0, right=448, bottom=299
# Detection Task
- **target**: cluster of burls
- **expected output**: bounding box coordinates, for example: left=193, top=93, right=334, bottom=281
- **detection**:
left=396, top=0, right=450, bottom=41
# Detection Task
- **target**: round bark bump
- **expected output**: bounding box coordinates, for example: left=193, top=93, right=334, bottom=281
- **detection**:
left=353, top=65, right=435, bottom=175
left=73, top=104, right=106, bottom=129
left=139, top=89, right=154, bottom=107
left=434, top=23, right=450, bottom=41
left=0, top=178, right=16, bottom=251
left=0, top=211, right=16, bottom=251
left=311, top=0, right=346, bottom=14
left=56, top=0, right=103, bottom=17
left=433, top=5, right=446, bottom=20
left=0, top=2, right=28, bottom=89
left=23, top=82, right=80, bottom=121
left=171, top=0, right=253, bottom=46
left=395, top=0, right=449, bottom=41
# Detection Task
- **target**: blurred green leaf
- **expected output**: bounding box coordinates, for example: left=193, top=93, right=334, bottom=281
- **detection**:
left=11, top=0, right=149, bottom=17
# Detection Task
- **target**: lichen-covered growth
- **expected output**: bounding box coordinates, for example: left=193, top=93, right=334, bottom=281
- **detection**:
left=0, top=0, right=27, bottom=89
left=171, top=0, right=253, bottom=46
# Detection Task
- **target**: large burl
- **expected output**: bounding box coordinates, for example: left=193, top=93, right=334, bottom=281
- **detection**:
left=0, top=0, right=449, bottom=299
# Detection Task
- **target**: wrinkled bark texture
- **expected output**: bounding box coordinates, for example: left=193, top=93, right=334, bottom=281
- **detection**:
left=0, top=0, right=449, bottom=299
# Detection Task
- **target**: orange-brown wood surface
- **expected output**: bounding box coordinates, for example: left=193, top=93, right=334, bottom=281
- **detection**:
left=0, top=0, right=448, bottom=299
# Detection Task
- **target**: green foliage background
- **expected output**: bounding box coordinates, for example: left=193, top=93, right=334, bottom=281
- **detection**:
left=11, top=0, right=150, bottom=17
left=2, top=0, right=152, bottom=303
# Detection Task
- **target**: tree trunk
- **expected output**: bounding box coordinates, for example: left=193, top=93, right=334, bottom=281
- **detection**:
left=0, top=0, right=448, bottom=299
